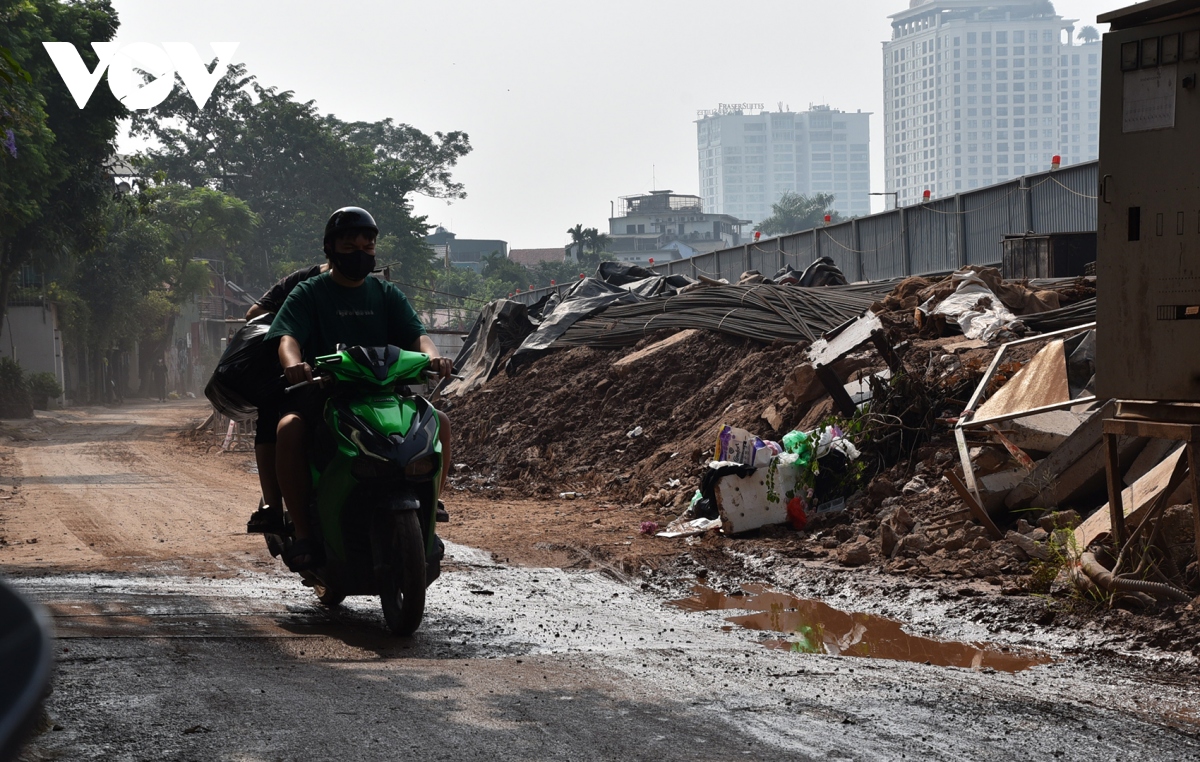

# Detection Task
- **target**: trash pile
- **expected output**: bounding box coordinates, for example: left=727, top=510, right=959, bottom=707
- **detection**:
left=442, top=260, right=1200, bottom=636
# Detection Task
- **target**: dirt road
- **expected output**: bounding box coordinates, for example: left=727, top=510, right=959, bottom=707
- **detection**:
left=3, top=402, right=1199, bottom=761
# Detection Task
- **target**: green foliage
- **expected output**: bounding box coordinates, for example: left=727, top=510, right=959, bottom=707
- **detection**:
left=757, top=192, right=843, bottom=236
left=1077, top=26, right=1100, bottom=43
left=566, top=225, right=610, bottom=269
left=0, top=0, right=126, bottom=321
left=130, top=64, right=467, bottom=292
left=139, top=184, right=258, bottom=302
left=28, top=370, right=61, bottom=402
left=0, top=356, right=31, bottom=418
left=1027, top=528, right=1083, bottom=597
left=481, top=252, right=531, bottom=289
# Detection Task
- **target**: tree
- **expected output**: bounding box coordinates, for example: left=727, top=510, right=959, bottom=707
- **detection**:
left=1077, top=26, right=1100, bottom=44
left=566, top=224, right=586, bottom=263
left=140, top=184, right=259, bottom=304
left=757, top=192, right=842, bottom=236
left=480, top=251, right=530, bottom=292
left=130, top=65, right=465, bottom=292
left=0, top=0, right=126, bottom=325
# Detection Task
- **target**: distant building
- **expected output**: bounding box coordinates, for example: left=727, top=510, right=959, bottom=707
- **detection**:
left=696, top=104, right=872, bottom=229
left=425, top=226, right=507, bottom=273
left=607, top=190, right=745, bottom=267
left=509, top=248, right=565, bottom=268
left=883, top=0, right=1101, bottom=206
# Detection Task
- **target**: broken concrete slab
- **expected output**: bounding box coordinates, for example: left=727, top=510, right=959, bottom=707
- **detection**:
left=1005, top=530, right=1050, bottom=561
left=1005, top=401, right=1127, bottom=511
left=1074, top=446, right=1189, bottom=551
left=612, top=329, right=699, bottom=376
left=974, top=339, right=1070, bottom=422
left=997, top=409, right=1087, bottom=454
left=977, top=467, right=1028, bottom=512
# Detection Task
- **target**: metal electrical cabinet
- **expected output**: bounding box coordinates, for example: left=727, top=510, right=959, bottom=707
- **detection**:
left=1096, top=0, right=1200, bottom=401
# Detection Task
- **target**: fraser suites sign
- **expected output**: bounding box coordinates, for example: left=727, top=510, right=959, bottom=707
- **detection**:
left=42, top=42, right=240, bottom=110
left=696, top=103, right=764, bottom=117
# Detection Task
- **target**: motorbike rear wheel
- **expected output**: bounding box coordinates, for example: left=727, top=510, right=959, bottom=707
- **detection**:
left=379, top=511, right=426, bottom=636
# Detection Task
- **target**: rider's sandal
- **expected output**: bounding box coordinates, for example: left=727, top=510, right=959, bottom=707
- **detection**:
left=284, top=537, right=325, bottom=572
left=246, top=507, right=286, bottom=535
left=436, top=500, right=449, bottom=523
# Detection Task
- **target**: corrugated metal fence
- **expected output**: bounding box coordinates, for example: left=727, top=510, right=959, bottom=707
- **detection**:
left=509, top=161, right=1097, bottom=306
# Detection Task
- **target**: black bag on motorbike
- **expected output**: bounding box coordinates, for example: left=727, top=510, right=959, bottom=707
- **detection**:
left=204, top=314, right=283, bottom=421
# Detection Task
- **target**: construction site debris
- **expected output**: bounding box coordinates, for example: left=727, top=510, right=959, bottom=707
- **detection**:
left=1074, top=446, right=1189, bottom=551
left=440, top=299, right=534, bottom=398
left=920, top=269, right=1023, bottom=341
left=554, top=282, right=893, bottom=349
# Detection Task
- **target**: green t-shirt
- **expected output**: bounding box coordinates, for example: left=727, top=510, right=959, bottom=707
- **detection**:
left=266, top=272, right=427, bottom=362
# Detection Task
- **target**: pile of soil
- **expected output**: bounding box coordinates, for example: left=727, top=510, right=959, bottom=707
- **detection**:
left=442, top=331, right=818, bottom=509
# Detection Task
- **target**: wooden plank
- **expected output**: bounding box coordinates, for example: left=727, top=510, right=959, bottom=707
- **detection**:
left=1104, top=433, right=1127, bottom=548
left=1103, top=419, right=1200, bottom=442
left=974, top=339, right=1069, bottom=422
left=1075, top=445, right=1189, bottom=550
left=944, top=470, right=1004, bottom=540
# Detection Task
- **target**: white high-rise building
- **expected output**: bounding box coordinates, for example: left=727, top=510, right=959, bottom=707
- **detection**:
left=883, top=0, right=1101, bottom=206
left=696, top=104, right=871, bottom=230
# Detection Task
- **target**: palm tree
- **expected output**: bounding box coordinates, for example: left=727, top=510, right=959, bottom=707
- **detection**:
left=1077, top=26, right=1099, bottom=43
left=566, top=224, right=586, bottom=262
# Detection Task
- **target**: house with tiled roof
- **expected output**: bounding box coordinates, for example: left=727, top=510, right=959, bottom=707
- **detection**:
left=509, top=248, right=565, bottom=267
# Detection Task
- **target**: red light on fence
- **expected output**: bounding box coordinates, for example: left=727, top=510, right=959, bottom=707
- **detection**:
left=1051, top=155, right=1061, bottom=170
left=515, top=287, right=521, bottom=293
left=648, top=257, right=654, bottom=264
left=823, top=214, right=831, bottom=224
left=550, top=279, right=556, bottom=286
left=923, top=189, right=931, bottom=200
left=579, top=273, right=585, bottom=279
left=529, top=285, right=533, bottom=291
left=754, top=231, right=761, bottom=241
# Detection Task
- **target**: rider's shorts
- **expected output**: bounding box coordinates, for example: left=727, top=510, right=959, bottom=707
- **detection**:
left=254, top=398, right=281, bottom=445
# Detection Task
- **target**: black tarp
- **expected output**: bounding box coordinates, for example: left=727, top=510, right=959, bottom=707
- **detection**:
left=204, top=314, right=282, bottom=420
left=505, top=278, right=641, bottom=375
left=797, top=256, right=849, bottom=287
left=436, top=299, right=535, bottom=398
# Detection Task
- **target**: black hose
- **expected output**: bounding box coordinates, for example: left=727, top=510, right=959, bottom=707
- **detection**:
left=1079, top=552, right=1191, bottom=603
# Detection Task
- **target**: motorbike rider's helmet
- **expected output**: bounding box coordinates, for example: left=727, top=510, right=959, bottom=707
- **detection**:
left=323, top=207, right=379, bottom=255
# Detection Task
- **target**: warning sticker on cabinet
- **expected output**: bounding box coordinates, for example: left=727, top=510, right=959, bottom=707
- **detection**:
left=1123, top=65, right=1177, bottom=132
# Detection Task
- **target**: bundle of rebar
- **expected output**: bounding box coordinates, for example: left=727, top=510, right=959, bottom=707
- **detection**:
left=1021, top=297, right=1096, bottom=333
left=553, top=283, right=895, bottom=348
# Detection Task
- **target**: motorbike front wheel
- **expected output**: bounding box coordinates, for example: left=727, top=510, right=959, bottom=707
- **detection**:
left=379, top=511, right=427, bottom=636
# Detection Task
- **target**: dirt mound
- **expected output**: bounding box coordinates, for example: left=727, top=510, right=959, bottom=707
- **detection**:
left=442, top=331, right=816, bottom=506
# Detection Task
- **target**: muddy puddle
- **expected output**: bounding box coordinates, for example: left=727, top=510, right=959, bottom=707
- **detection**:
left=673, top=584, right=1051, bottom=673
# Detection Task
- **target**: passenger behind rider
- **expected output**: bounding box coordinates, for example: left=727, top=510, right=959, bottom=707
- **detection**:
left=265, top=207, right=454, bottom=570
left=244, top=262, right=329, bottom=535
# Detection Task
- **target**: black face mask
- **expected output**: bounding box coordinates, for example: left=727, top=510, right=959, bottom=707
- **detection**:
left=330, top=249, right=375, bottom=281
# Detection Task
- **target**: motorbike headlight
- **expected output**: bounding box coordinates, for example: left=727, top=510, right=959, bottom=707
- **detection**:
left=404, top=455, right=437, bottom=479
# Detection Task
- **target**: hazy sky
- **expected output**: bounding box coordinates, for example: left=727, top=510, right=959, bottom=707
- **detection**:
left=110, top=0, right=1110, bottom=249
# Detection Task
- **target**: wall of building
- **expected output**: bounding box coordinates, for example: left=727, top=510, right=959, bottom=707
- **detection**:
left=509, top=161, right=1097, bottom=307
left=883, top=0, right=1101, bottom=206
left=0, top=302, right=65, bottom=401
left=697, top=107, right=872, bottom=229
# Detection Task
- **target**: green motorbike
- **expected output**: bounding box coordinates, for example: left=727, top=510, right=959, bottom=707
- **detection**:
left=264, top=344, right=445, bottom=636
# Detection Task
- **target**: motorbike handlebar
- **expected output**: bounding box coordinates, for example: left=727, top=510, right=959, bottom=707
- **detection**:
left=284, top=369, right=462, bottom=393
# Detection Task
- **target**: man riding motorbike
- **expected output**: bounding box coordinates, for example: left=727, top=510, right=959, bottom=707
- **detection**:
left=265, top=207, right=454, bottom=571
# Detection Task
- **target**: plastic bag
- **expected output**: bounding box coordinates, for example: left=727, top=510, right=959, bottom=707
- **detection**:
left=203, top=314, right=283, bottom=420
